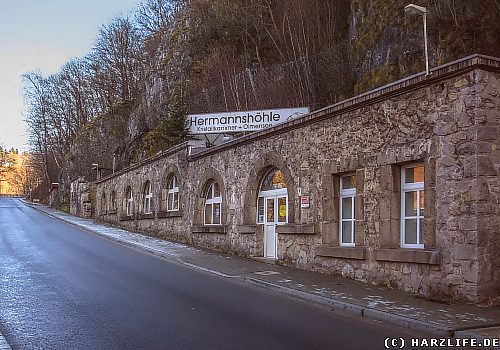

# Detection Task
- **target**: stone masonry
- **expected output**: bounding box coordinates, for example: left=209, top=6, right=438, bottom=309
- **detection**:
left=88, top=55, right=500, bottom=306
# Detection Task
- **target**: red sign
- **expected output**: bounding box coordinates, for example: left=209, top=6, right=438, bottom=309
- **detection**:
left=301, top=195, right=310, bottom=208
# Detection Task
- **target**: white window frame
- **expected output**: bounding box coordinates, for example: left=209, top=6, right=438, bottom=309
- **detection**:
left=256, top=188, right=288, bottom=224
left=204, top=181, right=222, bottom=225
left=400, top=164, right=425, bottom=249
left=166, top=175, right=179, bottom=212
left=101, top=193, right=107, bottom=214
left=339, top=174, right=356, bottom=246
left=126, top=188, right=134, bottom=216
left=111, top=191, right=117, bottom=211
left=143, top=182, right=153, bottom=214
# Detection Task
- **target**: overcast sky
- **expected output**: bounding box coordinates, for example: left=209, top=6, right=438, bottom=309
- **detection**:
left=0, top=0, right=142, bottom=151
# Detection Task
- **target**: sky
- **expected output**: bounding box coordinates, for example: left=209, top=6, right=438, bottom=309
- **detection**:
left=0, top=0, right=143, bottom=151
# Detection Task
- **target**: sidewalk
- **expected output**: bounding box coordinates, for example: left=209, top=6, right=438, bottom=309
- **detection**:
left=28, top=202, right=500, bottom=341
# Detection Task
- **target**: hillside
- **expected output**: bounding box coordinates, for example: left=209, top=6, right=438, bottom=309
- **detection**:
left=22, top=0, right=500, bottom=202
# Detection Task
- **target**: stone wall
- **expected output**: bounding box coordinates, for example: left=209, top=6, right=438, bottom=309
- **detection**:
left=90, top=55, right=500, bottom=305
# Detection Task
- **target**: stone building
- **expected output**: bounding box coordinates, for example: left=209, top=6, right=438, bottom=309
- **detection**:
left=87, top=54, right=500, bottom=306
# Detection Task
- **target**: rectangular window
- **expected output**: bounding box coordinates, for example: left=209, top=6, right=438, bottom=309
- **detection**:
left=204, top=203, right=212, bottom=224
left=401, top=164, right=424, bottom=248
left=257, top=197, right=264, bottom=223
left=277, top=196, right=287, bottom=223
left=213, top=203, right=221, bottom=224
left=173, top=192, right=179, bottom=210
left=167, top=193, right=174, bottom=211
left=339, top=174, right=356, bottom=246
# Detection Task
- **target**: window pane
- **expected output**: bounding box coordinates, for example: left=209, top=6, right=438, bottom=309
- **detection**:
left=419, top=218, right=423, bottom=244
left=341, top=197, right=353, bottom=219
left=260, top=169, right=287, bottom=191
left=205, top=204, right=212, bottom=224
left=173, top=192, right=179, bottom=210
left=278, top=197, right=287, bottom=222
left=405, top=219, right=417, bottom=244
left=341, top=221, right=353, bottom=244
left=341, top=175, right=356, bottom=189
left=404, top=191, right=417, bottom=217
left=206, top=184, right=213, bottom=199
left=405, top=166, right=424, bottom=183
left=257, top=197, right=264, bottom=223
left=272, top=170, right=286, bottom=189
left=167, top=193, right=173, bottom=211
left=419, top=190, right=425, bottom=216
left=213, top=182, right=220, bottom=197
left=266, top=198, right=275, bottom=223
left=213, top=203, right=221, bottom=224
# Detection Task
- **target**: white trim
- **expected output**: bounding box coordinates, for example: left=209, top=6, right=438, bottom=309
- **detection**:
left=101, top=193, right=107, bottom=213
left=166, top=175, right=179, bottom=212
left=400, top=164, right=425, bottom=249
left=126, top=188, right=134, bottom=216
left=339, top=174, right=356, bottom=246
left=204, top=181, right=222, bottom=225
left=257, top=189, right=288, bottom=224
left=143, top=182, right=153, bottom=214
left=111, top=191, right=117, bottom=211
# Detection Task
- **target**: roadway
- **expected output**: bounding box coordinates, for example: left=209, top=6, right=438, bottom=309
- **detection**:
left=0, top=198, right=421, bottom=349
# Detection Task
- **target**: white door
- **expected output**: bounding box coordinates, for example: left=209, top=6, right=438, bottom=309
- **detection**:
left=262, top=194, right=288, bottom=259
left=264, top=197, right=277, bottom=258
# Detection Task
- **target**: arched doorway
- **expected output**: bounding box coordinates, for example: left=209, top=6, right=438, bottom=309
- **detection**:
left=257, top=168, right=288, bottom=259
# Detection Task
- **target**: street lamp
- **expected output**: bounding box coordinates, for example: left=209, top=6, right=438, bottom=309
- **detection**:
left=405, top=4, right=430, bottom=76
left=91, top=163, right=99, bottom=180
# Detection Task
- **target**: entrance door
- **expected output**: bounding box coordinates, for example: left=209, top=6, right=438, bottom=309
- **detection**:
left=263, top=194, right=288, bottom=258
left=258, top=168, right=288, bottom=259
left=264, top=197, right=277, bottom=258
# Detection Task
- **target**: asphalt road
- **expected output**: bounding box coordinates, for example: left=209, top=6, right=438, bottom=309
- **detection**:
left=0, top=198, right=421, bottom=350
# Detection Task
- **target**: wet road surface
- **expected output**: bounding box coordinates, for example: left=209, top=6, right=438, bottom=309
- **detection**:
left=0, top=198, right=422, bottom=349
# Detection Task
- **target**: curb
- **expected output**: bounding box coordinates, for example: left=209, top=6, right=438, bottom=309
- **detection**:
left=243, top=277, right=453, bottom=337
left=24, top=202, right=494, bottom=338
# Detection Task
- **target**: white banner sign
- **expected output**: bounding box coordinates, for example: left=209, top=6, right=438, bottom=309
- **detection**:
left=188, top=107, right=309, bottom=134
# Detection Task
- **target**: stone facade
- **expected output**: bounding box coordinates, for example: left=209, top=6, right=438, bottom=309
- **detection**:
left=87, top=55, right=500, bottom=306
left=70, top=178, right=96, bottom=218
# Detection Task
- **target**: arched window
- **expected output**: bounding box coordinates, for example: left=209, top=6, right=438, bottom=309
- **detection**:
left=101, top=192, right=107, bottom=214
left=125, top=187, right=134, bottom=216
left=143, top=181, right=153, bottom=214
left=204, top=180, right=222, bottom=225
left=166, top=175, right=179, bottom=212
left=111, top=191, right=117, bottom=211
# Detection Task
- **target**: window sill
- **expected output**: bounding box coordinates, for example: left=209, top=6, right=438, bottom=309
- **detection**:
left=237, top=225, right=257, bottom=234
left=276, top=224, right=316, bottom=235
left=374, top=248, right=440, bottom=265
left=138, top=213, right=155, bottom=220
left=316, top=245, right=366, bottom=260
left=157, top=210, right=182, bottom=218
left=119, top=215, right=134, bottom=222
left=192, top=225, right=227, bottom=234
left=108, top=209, right=117, bottom=215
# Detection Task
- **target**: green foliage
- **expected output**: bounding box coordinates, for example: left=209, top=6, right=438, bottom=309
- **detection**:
left=55, top=201, right=70, bottom=214
left=355, top=63, right=400, bottom=94
left=137, top=86, right=189, bottom=158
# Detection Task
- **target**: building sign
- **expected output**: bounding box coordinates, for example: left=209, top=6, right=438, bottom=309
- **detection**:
left=301, top=195, right=310, bottom=209
left=188, top=107, right=309, bottom=134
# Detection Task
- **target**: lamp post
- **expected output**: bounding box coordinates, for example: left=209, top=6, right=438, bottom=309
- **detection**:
left=91, top=163, right=99, bottom=181
left=405, top=4, right=430, bottom=76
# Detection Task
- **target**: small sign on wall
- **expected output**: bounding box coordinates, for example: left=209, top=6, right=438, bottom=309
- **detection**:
left=301, top=195, right=310, bottom=208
